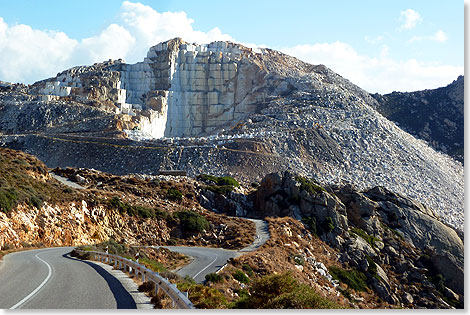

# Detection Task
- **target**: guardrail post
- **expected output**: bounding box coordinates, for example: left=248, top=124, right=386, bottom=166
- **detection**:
left=142, top=272, right=146, bottom=282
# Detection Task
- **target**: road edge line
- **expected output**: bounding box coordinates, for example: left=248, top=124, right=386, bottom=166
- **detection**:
left=9, top=253, right=53, bottom=309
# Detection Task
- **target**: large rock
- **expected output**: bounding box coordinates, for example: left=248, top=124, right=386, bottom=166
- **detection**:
left=254, top=171, right=348, bottom=235
left=364, top=186, right=464, bottom=295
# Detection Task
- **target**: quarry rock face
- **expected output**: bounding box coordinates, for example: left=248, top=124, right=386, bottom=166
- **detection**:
left=28, top=38, right=271, bottom=138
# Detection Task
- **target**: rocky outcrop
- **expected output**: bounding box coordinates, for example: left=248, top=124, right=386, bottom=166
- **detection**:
left=0, top=200, right=171, bottom=250
left=371, top=76, right=464, bottom=163
left=243, top=171, right=464, bottom=307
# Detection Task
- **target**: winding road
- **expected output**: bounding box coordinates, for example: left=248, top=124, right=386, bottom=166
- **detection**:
left=0, top=247, right=151, bottom=309
left=0, top=176, right=270, bottom=308
left=157, top=218, right=270, bottom=283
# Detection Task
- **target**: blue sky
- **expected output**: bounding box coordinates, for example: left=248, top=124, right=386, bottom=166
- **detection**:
left=0, top=0, right=464, bottom=93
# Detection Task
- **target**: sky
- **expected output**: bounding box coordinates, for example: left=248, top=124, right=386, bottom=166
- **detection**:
left=0, top=0, right=464, bottom=93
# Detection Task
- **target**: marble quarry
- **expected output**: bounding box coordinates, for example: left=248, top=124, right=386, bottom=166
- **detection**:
left=35, top=38, right=268, bottom=139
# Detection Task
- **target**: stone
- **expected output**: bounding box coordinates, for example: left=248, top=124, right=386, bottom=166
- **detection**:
left=443, top=287, right=459, bottom=301
left=402, top=292, right=414, bottom=305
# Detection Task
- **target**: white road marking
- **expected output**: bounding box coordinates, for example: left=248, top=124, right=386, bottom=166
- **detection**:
left=193, top=255, right=218, bottom=279
left=10, top=253, right=53, bottom=309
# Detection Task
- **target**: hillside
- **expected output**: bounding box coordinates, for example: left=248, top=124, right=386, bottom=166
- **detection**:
left=0, top=38, right=463, bottom=233
left=0, top=148, right=463, bottom=308
left=371, top=76, right=464, bottom=163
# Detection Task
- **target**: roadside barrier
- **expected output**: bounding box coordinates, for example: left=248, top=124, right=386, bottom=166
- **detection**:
left=76, top=250, right=194, bottom=309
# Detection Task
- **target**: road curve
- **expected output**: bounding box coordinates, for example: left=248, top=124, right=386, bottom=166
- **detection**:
left=0, top=247, right=147, bottom=309
left=158, top=218, right=270, bottom=283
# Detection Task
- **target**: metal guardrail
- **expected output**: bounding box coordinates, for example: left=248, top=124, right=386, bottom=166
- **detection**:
left=76, top=250, right=194, bottom=309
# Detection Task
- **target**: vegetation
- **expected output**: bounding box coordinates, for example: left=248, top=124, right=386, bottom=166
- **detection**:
left=175, top=210, right=209, bottom=233
left=290, top=253, right=305, bottom=266
left=205, top=272, right=223, bottom=283
left=302, top=216, right=318, bottom=236
left=231, top=272, right=342, bottom=309
left=178, top=281, right=227, bottom=309
left=0, top=148, right=73, bottom=213
left=295, top=176, right=326, bottom=195
left=198, top=174, right=239, bottom=196
left=242, top=264, right=254, bottom=277
left=205, top=185, right=235, bottom=196
left=198, top=174, right=240, bottom=187
left=350, top=227, right=380, bottom=248
left=328, top=266, right=368, bottom=292
left=107, top=196, right=156, bottom=218
left=232, top=269, right=250, bottom=284
left=166, top=188, right=183, bottom=201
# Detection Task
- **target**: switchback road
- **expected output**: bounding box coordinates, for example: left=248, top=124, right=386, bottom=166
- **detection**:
left=157, top=218, right=270, bottom=283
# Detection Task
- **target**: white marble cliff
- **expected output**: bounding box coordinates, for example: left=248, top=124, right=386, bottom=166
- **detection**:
left=35, top=38, right=268, bottom=139
left=115, top=38, right=268, bottom=138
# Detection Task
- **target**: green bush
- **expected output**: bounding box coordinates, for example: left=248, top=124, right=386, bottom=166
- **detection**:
left=205, top=272, right=223, bottom=283
left=290, top=254, right=305, bottom=266
left=139, top=257, right=166, bottom=273
left=176, top=210, right=209, bottom=233
left=0, top=187, right=18, bottom=213
left=328, top=266, right=368, bottom=292
left=295, top=176, right=326, bottom=195
left=242, top=264, right=254, bottom=277
left=177, top=282, right=227, bottom=309
left=107, top=196, right=155, bottom=218
left=302, top=216, right=317, bottom=236
left=167, top=188, right=183, bottom=201
left=322, top=217, right=335, bottom=234
left=28, top=195, right=44, bottom=209
left=198, top=174, right=240, bottom=187
left=350, top=227, right=380, bottom=248
left=205, top=184, right=234, bottom=196
left=232, top=272, right=342, bottom=309
left=232, top=270, right=250, bottom=284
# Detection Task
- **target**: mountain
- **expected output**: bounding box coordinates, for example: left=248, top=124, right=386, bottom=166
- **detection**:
left=371, top=76, right=464, bottom=163
left=0, top=38, right=464, bottom=233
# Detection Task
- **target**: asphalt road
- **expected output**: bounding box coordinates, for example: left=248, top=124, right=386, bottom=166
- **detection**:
left=159, top=218, right=270, bottom=283
left=0, top=247, right=139, bottom=309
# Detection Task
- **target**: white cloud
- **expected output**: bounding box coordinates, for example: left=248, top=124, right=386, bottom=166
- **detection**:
left=433, top=30, right=448, bottom=42
left=117, top=1, right=235, bottom=62
left=409, top=29, right=448, bottom=43
left=400, top=9, right=422, bottom=30
left=0, top=1, right=235, bottom=84
left=282, top=42, right=462, bottom=93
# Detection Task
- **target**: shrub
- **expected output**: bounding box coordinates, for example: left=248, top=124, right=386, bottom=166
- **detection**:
left=0, top=187, right=18, bottom=213
left=139, top=257, right=166, bottom=273
left=232, top=269, right=250, bottom=284
left=28, top=195, right=43, bottom=209
left=205, top=272, right=223, bottom=283
left=302, top=216, right=317, bottom=236
left=322, top=216, right=335, bottom=234
left=176, top=210, right=209, bottom=233
left=138, top=281, right=155, bottom=293
left=198, top=174, right=240, bottom=187
left=167, top=188, right=183, bottom=201
left=290, top=254, right=305, bottom=266
left=295, top=176, right=326, bottom=195
left=232, top=272, right=341, bottom=309
left=328, top=266, right=368, bottom=292
left=205, top=184, right=234, bottom=196
left=107, top=196, right=155, bottom=218
left=350, top=227, right=380, bottom=248
left=242, top=264, right=254, bottom=277
left=177, top=282, right=227, bottom=309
